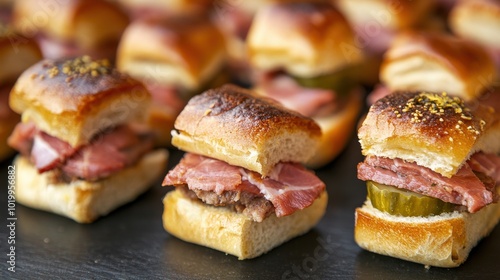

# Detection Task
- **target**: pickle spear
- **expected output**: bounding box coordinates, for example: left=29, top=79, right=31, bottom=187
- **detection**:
left=367, top=181, right=458, bottom=217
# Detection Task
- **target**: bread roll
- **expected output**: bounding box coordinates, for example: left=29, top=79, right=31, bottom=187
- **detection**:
left=12, top=0, right=128, bottom=60
left=355, top=197, right=500, bottom=268
left=0, top=28, right=42, bottom=83
left=9, top=56, right=151, bottom=147
left=247, top=2, right=363, bottom=78
left=163, top=189, right=328, bottom=260
left=15, top=149, right=168, bottom=223
left=117, top=16, right=226, bottom=93
left=381, top=31, right=497, bottom=101
left=334, top=0, right=434, bottom=31
left=449, top=0, right=500, bottom=49
left=359, top=91, right=500, bottom=178
left=171, top=84, right=321, bottom=176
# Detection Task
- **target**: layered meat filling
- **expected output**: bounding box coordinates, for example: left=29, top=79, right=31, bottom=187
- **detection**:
left=358, top=152, right=500, bottom=213
left=8, top=121, right=154, bottom=182
left=163, top=153, right=325, bottom=222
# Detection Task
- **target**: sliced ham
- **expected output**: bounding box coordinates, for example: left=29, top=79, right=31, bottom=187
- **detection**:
left=144, top=84, right=186, bottom=115
left=8, top=122, right=153, bottom=181
left=31, top=132, right=76, bottom=172
left=469, top=152, right=500, bottom=183
left=163, top=153, right=325, bottom=217
left=358, top=155, right=499, bottom=213
left=258, top=74, right=337, bottom=117
left=61, top=126, right=153, bottom=181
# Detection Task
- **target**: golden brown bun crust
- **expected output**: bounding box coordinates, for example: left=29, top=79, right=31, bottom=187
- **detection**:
left=247, top=2, right=363, bottom=78
left=12, top=0, right=129, bottom=48
left=117, top=0, right=212, bottom=17
left=306, top=88, right=363, bottom=168
left=0, top=30, right=42, bottom=83
left=116, top=16, right=226, bottom=91
left=358, top=91, right=500, bottom=177
left=172, top=84, right=322, bottom=176
left=334, top=0, right=434, bottom=30
left=163, top=189, right=328, bottom=260
left=15, top=149, right=169, bottom=223
left=381, top=31, right=496, bottom=100
left=449, top=0, right=500, bottom=48
left=10, top=56, right=151, bottom=147
left=355, top=198, right=500, bottom=267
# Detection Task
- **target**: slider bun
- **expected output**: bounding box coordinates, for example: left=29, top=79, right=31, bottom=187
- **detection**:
left=380, top=31, right=496, bottom=100
left=358, top=91, right=500, bottom=178
left=171, top=84, right=322, bottom=177
left=247, top=2, right=363, bottom=78
left=163, top=189, right=328, bottom=260
left=117, top=16, right=226, bottom=91
left=12, top=0, right=129, bottom=48
left=449, top=0, right=500, bottom=49
left=0, top=31, right=42, bottom=83
left=334, top=0, right=434, bottom=30
left=10, top=56, right=151, bottom=147
left=14, top=149, right=169, bottom=223
left=307, top=88, right=363, bottom=169
left=355, top=197, right=500, bottom=268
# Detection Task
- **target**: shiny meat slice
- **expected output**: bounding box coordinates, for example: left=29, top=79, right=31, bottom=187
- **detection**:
left=163, top=153, right=325, bottom=217
left=358, top=155, right=497, bottom=213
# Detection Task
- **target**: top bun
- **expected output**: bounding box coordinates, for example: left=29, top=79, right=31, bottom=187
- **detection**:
left=359, top=91, right=500, bottom=178
left=247, top=1, right=363, bottom=78
left=380, top=31, right=497, bottom=100
left=12, top=0, right=129, bottom=49
left=116, top=16, right=226, bottom=92
left=10, top=56, right=151, bottom=147
left=334, top=0, right=434, bottom=30
left=0, top=27, right=42, bottom=84
left=449, top=0, right=500, bottom=49
left=171, top=84, right=322, bottom=176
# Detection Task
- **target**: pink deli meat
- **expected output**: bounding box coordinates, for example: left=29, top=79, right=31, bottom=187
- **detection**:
left=8, top=122, right=153, bottom=181
left=258, top=74, right=337, bottom=118
left=358, top=155, right=499, bottom=213
left=163, top=153, right=325, bottom=217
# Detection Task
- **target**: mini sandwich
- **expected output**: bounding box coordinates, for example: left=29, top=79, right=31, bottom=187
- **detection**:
left=449, top=0, right=500, bottom=79
left=116, top=16, right=227, bottom=146
left=333, top=0, right=435, bottom=56
left=8, top=56, right=168, bottom=223
left=247, top=1, right=364, bottom=168
left=162, top=84, right=328, bottom=260
left=355, top=91, right=500, bottom=267
left=369, top=31, right=497, bottom=104
left=12, top=0, right=129, bottom=60
left=0, top=25, right=42, bottom=161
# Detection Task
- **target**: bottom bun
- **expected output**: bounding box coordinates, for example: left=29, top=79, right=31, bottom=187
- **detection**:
left=15, top=149, right=169, bottom=223
left=306, top=89, right=363, bottom=169
left=355, top=197, right=500, bottom=268
left=163, top=189, right=328, bottom=260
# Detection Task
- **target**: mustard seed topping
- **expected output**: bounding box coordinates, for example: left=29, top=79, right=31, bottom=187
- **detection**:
left=43, top=55, right=111, bottom=80
left=393, top=92, right=485, bottom=137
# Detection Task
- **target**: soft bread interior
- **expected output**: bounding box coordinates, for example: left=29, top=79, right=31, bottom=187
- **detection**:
left=382, top=56, right=474, bottom=100
left=172, top=129, right=318, bottom=177
left=163, top=189, right=328, bottom=260
left=355, top=198, right=500, bottom=267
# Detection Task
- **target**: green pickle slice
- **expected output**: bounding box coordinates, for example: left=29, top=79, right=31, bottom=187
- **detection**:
left=367, top=181, right=458, bottom=217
